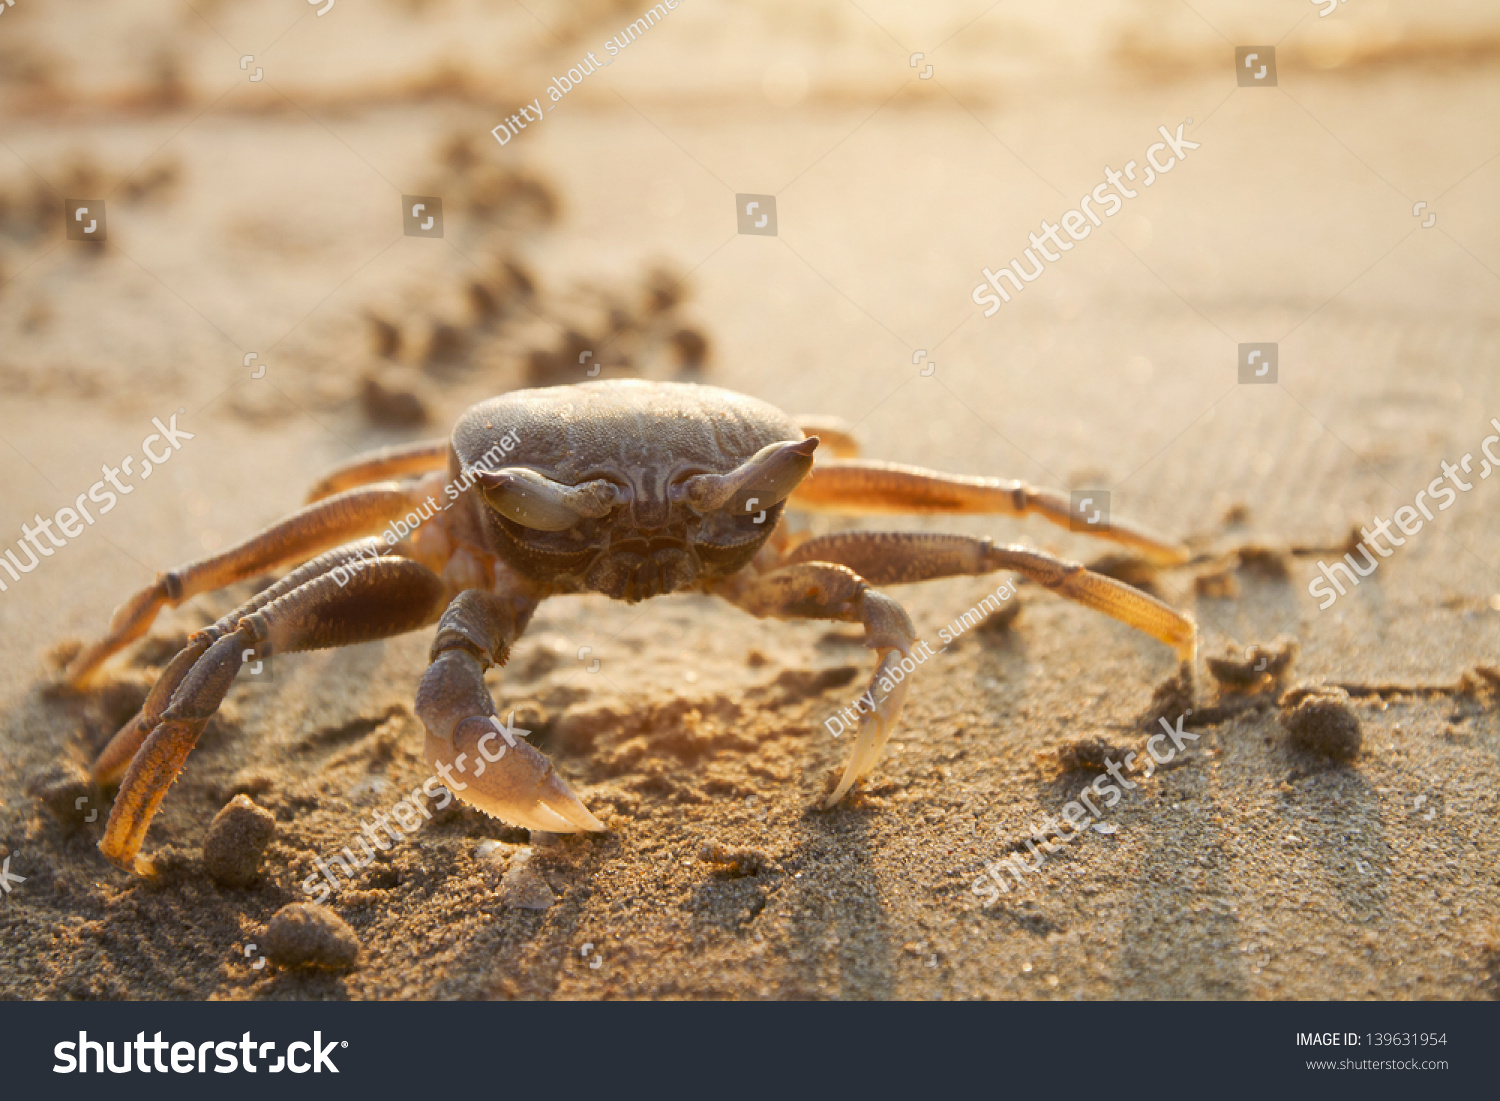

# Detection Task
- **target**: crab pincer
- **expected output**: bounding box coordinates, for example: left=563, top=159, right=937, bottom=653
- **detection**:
left=417, top=651, right=603, bottom=834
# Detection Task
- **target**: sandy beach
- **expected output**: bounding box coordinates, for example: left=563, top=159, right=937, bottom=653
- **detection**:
left=0, top=0, right=1497, bottom=1001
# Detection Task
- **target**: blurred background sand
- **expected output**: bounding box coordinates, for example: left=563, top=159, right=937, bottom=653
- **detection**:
left=0, top=0, right=1497, bottom=1000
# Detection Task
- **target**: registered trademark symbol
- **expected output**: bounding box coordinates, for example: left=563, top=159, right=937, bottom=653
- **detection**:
left=341, top=1041, right=348, bottom=1047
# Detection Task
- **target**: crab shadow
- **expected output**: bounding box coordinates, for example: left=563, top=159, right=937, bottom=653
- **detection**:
left=775, top=803, right=896, bottom=999
left=1109, top=763, right=1251, bottom=998
left=1269, top=748, right=1390, bottom=924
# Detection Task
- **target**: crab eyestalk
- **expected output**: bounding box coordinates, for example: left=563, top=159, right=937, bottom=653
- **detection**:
left=673, top=436, right=818, bottom=515
left=476, top=468, right=624, bottom=531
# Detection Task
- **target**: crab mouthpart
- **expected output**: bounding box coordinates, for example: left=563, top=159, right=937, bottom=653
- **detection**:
left=585, top=545, right=696, bottom=601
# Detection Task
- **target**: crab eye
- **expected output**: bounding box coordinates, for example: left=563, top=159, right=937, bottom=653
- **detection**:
left=671, top=437, right=818, bottom=514
left=476, top=468, right=624, bottom=531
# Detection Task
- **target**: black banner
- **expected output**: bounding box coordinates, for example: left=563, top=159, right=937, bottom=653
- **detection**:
left=0, top=1000, right=1487, bottom=1098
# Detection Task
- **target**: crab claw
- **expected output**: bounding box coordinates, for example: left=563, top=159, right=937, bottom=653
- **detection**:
left=424, top=727, right=602, bottom=832
left=425, top=720, right=604, bottom=834
left=416, top=649, right=605, bottom=834
left=825, top=648, right=911, bottom=807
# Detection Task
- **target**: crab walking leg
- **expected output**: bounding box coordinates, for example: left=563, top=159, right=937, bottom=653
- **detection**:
left=789, top=460, right=1190, bottom=566
left=716, top=562, right=917, bottom=806
left=66, top=482, right=426, bottom=686
left=99, top=557, right=447, bottom=874
left=786, top=532, right=1197, bottom=662
left=795, top=416, right=861, bottom=459
left=304, top=438, right=449, bottom=503
left=414, top=589, right=603, bottom=834
left=91, top=539, right=395, bottom=785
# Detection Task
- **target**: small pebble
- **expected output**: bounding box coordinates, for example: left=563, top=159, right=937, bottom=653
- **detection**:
left=365, top=312, right=401, bottom=357
left=202, top=794, right=276, bottom=888
left=497, top=849, right=555, bottom=909
left=642, top=265, right=685, bottom=314
left=26, top=762, right=95, bottom=826
left=699, top=841, right=769, bottom=877
left=467, top=280, right=500, bottom=321
left=263, top=903, right=361, bottom=971
left=360, top=369, right=429, bottom=427
left=669, top=327, right=710, bottom=370
left=1193, top=568, right=1240, bottom=599
left=1236, top=545, right=1292, bottom=580
left=1135, top=664, right=1195, bottom=732
left=346, top=776, right=392, bottom=801
left=1055, top=737, right=1127, bottom=774
left=1279, top=685, right=1362, bottom=761
left=1206, top=636, right=1299, bottom=689
left=423, top=321, right=467, bottom=367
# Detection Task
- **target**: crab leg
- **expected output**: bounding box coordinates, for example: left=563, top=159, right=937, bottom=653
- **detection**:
left=795, top=417, right=861, bottom=459
left=785, top=531, right=1197, bottom=662
left=714, top=562, right=917, bottom=806
left=66, top=482, right=426, bottom=686
left=100, top=557, right=447, bottom=874
left=414, top=589, right=604, bottom=834
left=91, top=538, right=397, bottom=784
left=789, top=459, right=1190, bottom=565
left=304, top=438, right=450, bottom=503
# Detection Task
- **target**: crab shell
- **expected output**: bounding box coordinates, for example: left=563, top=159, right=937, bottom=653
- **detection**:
left=449, top=380, right=811, bottom=601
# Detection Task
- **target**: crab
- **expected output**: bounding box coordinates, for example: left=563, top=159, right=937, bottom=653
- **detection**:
left=65, top=379, right=1197, bottom=875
